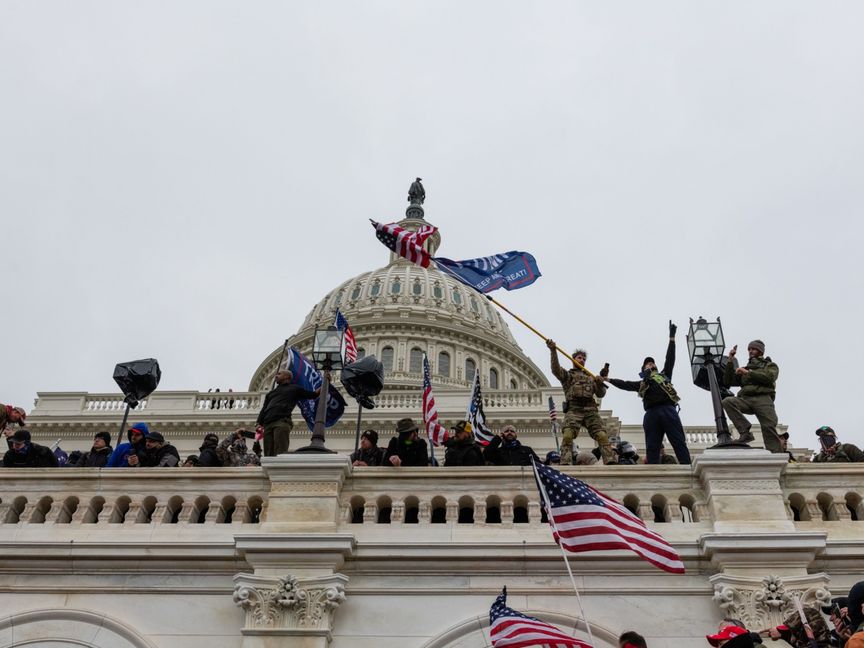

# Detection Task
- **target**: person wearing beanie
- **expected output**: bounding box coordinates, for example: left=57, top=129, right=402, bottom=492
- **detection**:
left=350, top=429, right=385, bottom=467
left=197, top=433, right=222, bottom=467
left=605, top=321, right=691, bottom=465
left=72, top=432, right=114, bottom=468
left=722, top=339, right=782, bottom=452
left=844, top=580, right=864, bottom=648
left=2, top=429, right=58, bottom=467
left=545, top=338, right=613, bottom=465
left=107, top=422, right=150, bottom=467
left=443, top=421, right=484, bottom=467
left=140, top=430, right=180, bottom=467
left=812, top=426, right=864, bottom=463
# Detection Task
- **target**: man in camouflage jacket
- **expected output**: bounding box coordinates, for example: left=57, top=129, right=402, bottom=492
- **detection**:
left=722, top=339, right=782, bottom=452
left=546, top=339, right=614, bottom=464
left=812, top=426, right=864, bottom=463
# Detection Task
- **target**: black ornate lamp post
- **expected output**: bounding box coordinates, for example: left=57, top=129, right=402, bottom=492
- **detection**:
left=686, top=317, right=735, bottom=447
left=294, top=326, right=344, bottom=454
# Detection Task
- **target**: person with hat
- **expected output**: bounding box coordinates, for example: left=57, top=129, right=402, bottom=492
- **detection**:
left=216, top=429, right=261, bottom=467
left=544, top=450, right=561, bottom=466
left=2, top=429, right=58, bottom=467
left=776, top=431, right=797, bottom=463
left=140, top=431, right=180, bottom=467
left=722, top=339, right=782, bottom=452
left=822, top=596, right=853, bottom=646
left=255, top=368, right=321, bottom=457
left=605, top=321, right=691, bottom=465
left=197, top=433, right=222, bottom=467
left=705, top=624, right=758, bottom=647
left=350, top=429, right=385, bottom=467
left=757, top=603, right=831, bottom=647
left=384, top=418, right=429, bottom=467
left=812, top=426, right=864, bottom=463
left=843, top=581, right=864, bottom=648
left=107, top=422, right=151, bottom=467
left=1, top=403, right=27, bottom=434
left=546, top=339, right=614, bottom=465
left=71, top=432, right=114, bottom=468
left=443, top=421, right=484, bottom=467
left=483, top=425, right=540, bottom=467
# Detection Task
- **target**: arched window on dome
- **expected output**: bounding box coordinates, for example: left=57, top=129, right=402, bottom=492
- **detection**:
left=465, top=358, right=476, bottom=382
left=370, top=280, right=381, bottom=297
left=391, top=279, right=401, bottom=295
left=486, top=305, right=496, bottom=323
left=469, top=296, right=480, bottom=315
left=409, top=347, right=424, bottom=374
left=351, top=284, right=362, bottom=300
left=489, top=368, right=499, bottom=389
left=356, top=347, right=366, bottom=360
left=437, top=351, right=450, bottom=377
left=381, top=346, right=394, bottom=373
left=432, top=282, right=443, bottom=300
left=510, top=378, right=518, bottom=390
left=451, top=287, right=462, bottom=305
left=412, top=279, right=422, bottom=296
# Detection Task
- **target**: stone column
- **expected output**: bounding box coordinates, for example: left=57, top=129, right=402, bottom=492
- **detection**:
left=234, top=454, right=355, bottom=648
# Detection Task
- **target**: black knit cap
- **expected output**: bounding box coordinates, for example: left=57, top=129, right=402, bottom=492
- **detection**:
left=11, top=429, right=31, bottom=443
left=642, top=357, right=656, bottom=369
left=95, top=431, right=112, bottom=446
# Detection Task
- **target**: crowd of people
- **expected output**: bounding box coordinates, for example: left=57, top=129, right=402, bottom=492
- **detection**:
left=618, top=578, right=864, bottom=646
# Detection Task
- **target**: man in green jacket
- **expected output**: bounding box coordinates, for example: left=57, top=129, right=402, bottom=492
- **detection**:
left=721, top=339, right=782, bottom=453
left=812, top=426, right=864, bottom=463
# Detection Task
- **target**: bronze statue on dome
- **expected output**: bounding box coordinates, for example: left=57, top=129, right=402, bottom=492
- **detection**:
left=408, top=178, right=425, bottom=206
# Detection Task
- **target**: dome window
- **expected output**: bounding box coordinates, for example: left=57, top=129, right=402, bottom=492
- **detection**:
left=451, top=288, right=462, bottom=305
left=489, top=368, right=499, bottom=389
left=391, top=279, right=402, bottom=295
left=370, top=281, right=381, bottom=297
left=465, top=358, right=476, bottom=382
left=409, top=347, right=424, bottom=374
left=433, top=283, right=443, bottom=299
left=381, top=346, right=394, bottom=372
left=437, top=351, right=450, bottom=377
left=351, top=285, right=362, bottom=300
left=510, top=378, right=518, bottom=390
left=412, top=279, right=422, bottom=296
left=470, top=296, right=480, bottom=314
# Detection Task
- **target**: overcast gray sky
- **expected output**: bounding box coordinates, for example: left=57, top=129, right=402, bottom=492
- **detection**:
left=2, top=2, right=862, bottom=451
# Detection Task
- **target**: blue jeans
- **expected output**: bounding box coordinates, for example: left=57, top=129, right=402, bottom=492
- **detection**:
left=643, top=405, right=691, bottom=465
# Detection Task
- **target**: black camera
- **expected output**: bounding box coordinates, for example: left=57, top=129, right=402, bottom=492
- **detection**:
left=239, top=430, right=256, bottom=439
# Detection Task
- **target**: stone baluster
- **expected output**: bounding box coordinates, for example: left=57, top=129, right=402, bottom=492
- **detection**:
left=419, top=502, right=431, bottom=523
left=177, top=502, right=195, bottom=524
left=637, top=503, right=654, bottom=522
left=124, top=502, right=143, bottom=525
left=805, top=500, right=823, bottom=521
left=151, top=503, right=169, bottom=524
left=390, top=501, right=405, bottom=523
left=362, top=503, right=378, bottom=524
left=203, top=504, right=222, bottom=524
left=232, top=502, right=250, bottom=525
left=500, top=501, right=514, bottom=524
left=446, top=502, right=458, bottom=522
left=835, top=504, right=852, bottom=521
left=97, top=504, right=115, bottom=524
left=527, top=501, right=541, bottom=524
left=41, top=501, right=62, bottom=524
left=474, top=502, right=486, bottom=523
left=341, top=503, right=352, bottom=523
left=667, top=502, right=682, bottom=523
left=0, top=503, right=11, bottom=524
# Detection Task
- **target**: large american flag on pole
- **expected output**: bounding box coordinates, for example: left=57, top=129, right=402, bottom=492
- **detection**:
left=548, top=396, right=558, bottom=423
left=489, top=587, right=592, bottom=648
left=422, top=354, right=448, bottom=447
left=533, top=462, right=685, bottom=574
left=370, top=220, right=436, bottom=268
left=334, top=309, right=358, bottom=364
left=466, top=371, right=495, bottom=446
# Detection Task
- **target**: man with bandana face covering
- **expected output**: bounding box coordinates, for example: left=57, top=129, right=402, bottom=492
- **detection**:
left=812, top=426, right=864, bottom=463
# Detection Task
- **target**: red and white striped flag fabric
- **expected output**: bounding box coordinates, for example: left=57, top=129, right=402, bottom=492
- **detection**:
left=490, top=587, right=592, bottom=648
left=370, top=220, right=436, bottom=268
left=533, top=462, right=685, bottom=574
left=422, top=354, right=448, bottom=446
left=334, top=309, right=357, bottom=364
left=548, top=396, right=558, bottom=423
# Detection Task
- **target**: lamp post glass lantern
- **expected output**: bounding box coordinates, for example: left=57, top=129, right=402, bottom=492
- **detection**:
left=295, top=326, right=344, bottom=454
left=686, top=317, right=733, bottom=446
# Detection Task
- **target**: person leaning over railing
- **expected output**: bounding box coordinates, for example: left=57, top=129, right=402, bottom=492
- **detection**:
left=383, top=418, right=428, bottom=467
left=443, top=421, right=484, bottom=467
left=139, top=431, right=180, bottom=468
left=3, top=429, right=58, bottom=467
left=483, top=425, right=540, bottom=467
left=70, top=432, right=113, bottom=468
left=216, top=429, right=260, bottom=467
left=812, top=426, right=864, bottom=463
left=351, top=429, right=385, bottom=467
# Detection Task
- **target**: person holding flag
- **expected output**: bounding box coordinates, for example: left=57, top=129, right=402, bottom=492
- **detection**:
left=546, top=339, right=614, bottom=465
left=256, top=366, right=321, bottom=456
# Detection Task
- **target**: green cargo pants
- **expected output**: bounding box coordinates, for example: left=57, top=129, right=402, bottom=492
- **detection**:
left=263, top=417, right=293, bottom=456
left=722, top=394, right=781, bottom=453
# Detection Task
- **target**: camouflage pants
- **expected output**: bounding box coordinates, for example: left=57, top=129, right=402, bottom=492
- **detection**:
left=560, top=407, right=613, bottom=464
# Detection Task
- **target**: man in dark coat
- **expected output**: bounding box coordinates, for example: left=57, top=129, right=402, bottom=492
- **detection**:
left=443, top=421, right=484, bottom=467
left=197, top=433, right=222, bottom=467
left=255, top=368, right=320, bottom=457
left=483, top=425, right=540, bottom=467
left=384, top=418, right=428, bottom=467
left=72, top=432, right=113, bottom=467
left=351, top=430, right=385, bottom=467
left=812, top=426, right=864, bottom=463
left=3, top=429, right=58, bottom=467
left=606, top=322, right=691, bottom=465
left=140, top=431, right=180, bottom=467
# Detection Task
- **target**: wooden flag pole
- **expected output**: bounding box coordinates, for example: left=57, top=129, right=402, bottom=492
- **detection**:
left=532, top=460, right=596, bottom=648
left=431, top=260, right=598, bottom=378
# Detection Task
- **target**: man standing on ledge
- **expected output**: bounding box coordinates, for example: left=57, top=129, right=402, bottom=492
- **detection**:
left=546, top=339, right=614, bottom=464
left=722, top=339, right=781, bottom=452
left=256, top=368, right=320, bottom=457
left=606, top=321, right=691, bottom=465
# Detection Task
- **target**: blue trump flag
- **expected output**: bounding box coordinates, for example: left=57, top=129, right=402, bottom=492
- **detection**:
left=285, top=346, right=347, bottom=431
left=434, top=251, right=541, bottom=293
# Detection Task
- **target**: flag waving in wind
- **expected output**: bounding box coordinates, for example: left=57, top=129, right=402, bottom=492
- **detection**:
left=489, top=587, right=592, bottom=648
left=533, top=462, right=685, bottom=574
left=370, top=220, right=436, bottom=268
left=334, top=309, right=357, bottom=364
left=436, top=252, right=541, bottom=293
left=422, top=354, right=448, bottom=447
left=466, top=371, right=494, bottom=446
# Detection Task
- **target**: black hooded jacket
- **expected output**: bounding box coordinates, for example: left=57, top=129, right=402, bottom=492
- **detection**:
left=483, top=436, right=539, bottom=467
left=383, top=435, right=428, bottom=467
left=609, top=339, right=679, bottom=410
left=443, top=437, right=485, bottom=466
left=73, top=445, right=113, bottom=468
left=3, top=442, right=59, bottom=468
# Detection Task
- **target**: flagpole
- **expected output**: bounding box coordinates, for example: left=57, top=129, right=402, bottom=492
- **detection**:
left=272, top=340, right=289, bottom=390
left=532, top=460, right=596, bottom=648
left=431, top=260, right=598, bottom=379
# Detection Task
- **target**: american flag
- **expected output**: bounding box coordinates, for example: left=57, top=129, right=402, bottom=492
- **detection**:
left=334, top=309, right=357, bottom=364
left=533, top=462, right=685, bottom=574
left=466, top=371, right=494, bottom=446
left=548, top=396, right=558, bottom=423
left=370, top=220, right=436, bottom=268
left=489, top=587, right=592, bottom=648
left=422, top=354, right=448, bottom=447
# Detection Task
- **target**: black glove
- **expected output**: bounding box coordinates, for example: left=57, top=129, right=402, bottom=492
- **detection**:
left=669, top=320, right=677, bottom=337
left=600, top=363, right=609, bottom=378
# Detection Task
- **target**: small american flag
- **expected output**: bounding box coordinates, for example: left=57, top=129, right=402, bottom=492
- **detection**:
left=334, top=309, right=357, bottom=364
left=370, top=220, right=436, bottom=268
left=489, top=587, right=592, bottom=648
left=422, top=354, right=448, bottom=446
left=548, top=396, right=558, bottom=423
left=533, top=462, right=685, bottom=574
left=467, top=372, right=495, bottom=446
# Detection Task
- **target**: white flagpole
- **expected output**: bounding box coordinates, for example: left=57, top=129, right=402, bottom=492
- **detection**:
left=531, top=460, right=596, bottom=648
